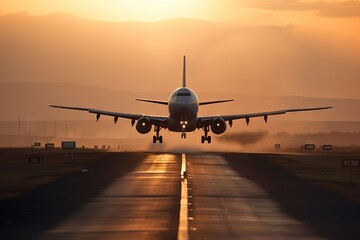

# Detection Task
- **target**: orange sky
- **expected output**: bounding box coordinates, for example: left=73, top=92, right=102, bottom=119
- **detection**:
left=0, top=1, right=359, bottom=50
left=1, top=0, right=360, bottom=39
left=1, top=1, right=360, bottom=24
left=0, top=1, right=360, bottom=99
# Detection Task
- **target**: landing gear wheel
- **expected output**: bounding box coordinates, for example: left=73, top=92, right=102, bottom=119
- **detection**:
left=153, top=125, right=163, bottom=143
left=201, top=126, right=212, bottom=144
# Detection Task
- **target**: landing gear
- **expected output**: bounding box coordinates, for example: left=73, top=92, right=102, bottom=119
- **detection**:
left=201, top=126, right=212, bottom=144
left=153, top=125, right=163, bottom=143
left=181, top=132, right=187, bottom=139
left=201, top=135, right=211, bottom=143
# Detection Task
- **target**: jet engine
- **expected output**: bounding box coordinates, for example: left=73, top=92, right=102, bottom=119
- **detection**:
left=136, top=117, right=152, bottom=134
left=211, top=117, right=227, bottom=134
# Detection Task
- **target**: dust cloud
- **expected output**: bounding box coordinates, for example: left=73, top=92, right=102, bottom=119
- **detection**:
left=219, top=131, right=269, bottom=146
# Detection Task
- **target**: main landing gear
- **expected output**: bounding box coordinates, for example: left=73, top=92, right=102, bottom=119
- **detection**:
left=153, top=125, right=163, bottom=143
left=201, top=126, right=211, bottom=144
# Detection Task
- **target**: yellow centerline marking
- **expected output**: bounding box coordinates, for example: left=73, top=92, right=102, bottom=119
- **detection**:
left=177, top=153, right=189, bottom=240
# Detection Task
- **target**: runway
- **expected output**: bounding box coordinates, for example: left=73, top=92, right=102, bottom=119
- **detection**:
left=187, top=153, right=360, bottom=239
left=0, top=152, right=359, bottom=240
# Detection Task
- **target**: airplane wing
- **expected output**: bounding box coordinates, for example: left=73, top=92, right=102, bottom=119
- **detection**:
left=198, top=106, right=333, bottom=126
left=49, top=105, right=167, bottom=126
left=199, top=99, right=234, bottom=105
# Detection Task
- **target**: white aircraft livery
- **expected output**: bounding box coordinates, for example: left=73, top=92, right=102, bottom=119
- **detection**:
left=50, top=56, right=333, bottom=144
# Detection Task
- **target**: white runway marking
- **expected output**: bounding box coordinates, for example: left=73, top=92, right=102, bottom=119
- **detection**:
left=177, top=153, right=189, bottom=240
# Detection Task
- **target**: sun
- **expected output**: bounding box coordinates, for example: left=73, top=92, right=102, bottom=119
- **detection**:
left=118, top=0, right=204, bottom=22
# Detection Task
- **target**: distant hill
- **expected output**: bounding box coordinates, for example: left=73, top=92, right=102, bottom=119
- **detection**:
left=0, top=82, right=359, bottom=122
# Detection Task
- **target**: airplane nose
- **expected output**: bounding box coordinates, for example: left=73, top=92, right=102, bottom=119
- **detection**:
left=178, top=106, right=188, bottom=115
left=170, top=102, right=197, bottom=120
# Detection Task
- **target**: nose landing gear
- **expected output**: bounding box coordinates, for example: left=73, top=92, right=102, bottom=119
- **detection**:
left=180, top=120, right=187, bottom=139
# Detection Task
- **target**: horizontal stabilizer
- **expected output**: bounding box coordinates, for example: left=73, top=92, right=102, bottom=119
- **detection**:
left=199, top=99, right=234, bottom=106
left=136, top=98, right=168, bottom=105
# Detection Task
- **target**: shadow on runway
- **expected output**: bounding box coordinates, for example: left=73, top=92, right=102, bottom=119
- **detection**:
left=0, top=153, right=144, bottom=240
left=224, top=153, right=360, bottom=240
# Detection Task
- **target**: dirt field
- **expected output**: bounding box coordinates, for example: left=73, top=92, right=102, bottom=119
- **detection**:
left=264, top=153, right=360, bottom=204
left=0, top=148, right=107, bottom=201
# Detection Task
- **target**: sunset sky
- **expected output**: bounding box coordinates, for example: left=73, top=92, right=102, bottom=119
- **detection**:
left=1, top=0, right=360, bottom=34
left=0, top=0, right=360, bottom=100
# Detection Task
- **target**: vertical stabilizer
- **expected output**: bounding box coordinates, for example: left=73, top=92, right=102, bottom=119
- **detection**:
left=182, top=55, right=186, bottom=87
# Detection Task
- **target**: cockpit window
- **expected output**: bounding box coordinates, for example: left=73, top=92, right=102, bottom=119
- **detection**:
left=176, top=92, right=191, bottom=96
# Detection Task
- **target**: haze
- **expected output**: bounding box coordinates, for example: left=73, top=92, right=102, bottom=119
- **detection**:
left=0, top=0, right=359, bottom=97
left=0, top=0, right=359, bottom=130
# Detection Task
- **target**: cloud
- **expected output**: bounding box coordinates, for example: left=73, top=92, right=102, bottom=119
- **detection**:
left=242, top=0, right=360, bottom=18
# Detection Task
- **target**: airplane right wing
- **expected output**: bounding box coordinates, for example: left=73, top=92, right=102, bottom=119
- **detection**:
left=198, top=106, right=333, bottom=126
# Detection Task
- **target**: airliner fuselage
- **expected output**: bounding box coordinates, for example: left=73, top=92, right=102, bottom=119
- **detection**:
left=168, top=87, right=199, bottom=132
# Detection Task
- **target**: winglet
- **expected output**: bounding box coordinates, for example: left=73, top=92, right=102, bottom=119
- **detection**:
left=182, top=55, right=186, bottom=87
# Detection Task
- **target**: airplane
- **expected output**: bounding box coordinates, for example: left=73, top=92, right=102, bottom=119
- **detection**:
left=50, top=56, right=333, bottom=144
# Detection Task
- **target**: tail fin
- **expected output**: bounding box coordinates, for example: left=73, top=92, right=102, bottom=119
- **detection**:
left=182, top=55, right=186, bottom=87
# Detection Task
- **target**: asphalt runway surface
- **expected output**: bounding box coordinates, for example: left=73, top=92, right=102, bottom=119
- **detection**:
left=1, top=152, right=359, bottom=240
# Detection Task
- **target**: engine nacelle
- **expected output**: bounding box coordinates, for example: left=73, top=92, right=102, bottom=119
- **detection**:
left=211, top=117, right=227, bottom=135
left=136, top=117, right=152, bottom=134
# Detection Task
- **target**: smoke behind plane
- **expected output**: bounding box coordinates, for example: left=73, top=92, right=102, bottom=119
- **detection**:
left=219, top=130, right=360, bottom=148
left=219, top=131, right=269, bottom=146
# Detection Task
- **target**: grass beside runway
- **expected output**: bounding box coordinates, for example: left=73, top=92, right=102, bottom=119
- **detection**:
left=0, top=148, right=108, bottom=201
left=262, top=153, right=360, bottom=204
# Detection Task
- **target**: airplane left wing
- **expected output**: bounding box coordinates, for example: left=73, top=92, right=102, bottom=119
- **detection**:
left=198, top=106, right=333, bottom=126
left=49, top=105, right=167, bottom=126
